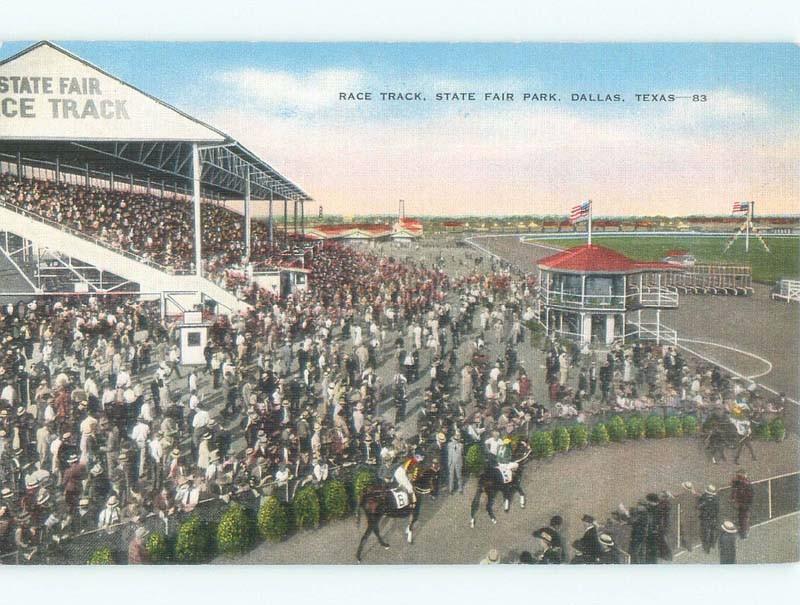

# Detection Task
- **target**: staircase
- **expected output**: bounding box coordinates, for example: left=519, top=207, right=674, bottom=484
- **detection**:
left=0, top=202, right=250, bottom=315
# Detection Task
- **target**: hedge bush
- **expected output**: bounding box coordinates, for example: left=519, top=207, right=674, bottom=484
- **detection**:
left=682, top=415, right=699, bottom=437
left=770, top=418, right=786, bottom=442
left=217, top=503, right=256, bottom=555
left=292, top=485, right=321, bottom=530
left=626, top=415, right=645, bottom=440
left=353, top=468, right=377, bottom=506
left=590, top=423, right=610, bottom=446
left=88, top=547, right=114, bottom=565
left=465, top=444, right=486, bottom=475
left=552, top=426, right=571, bottom=453
left=257, top=495, right=289, bottom=542
left=530, top=430, right=555, bottom=459
left=569, top=424, right=589, bottom=449
left=607, top=416, right=627, bottom=443
left=664, top=416, right=683, bottom=438
left=645, top=414, right=666, bottom=439
left=146, top=532, right=171, bottom=564
left=174, top=514, right=215, bottom=563
left=753, top=420, right=771, bottom=440
left=320, top=479, right=350, bottom=521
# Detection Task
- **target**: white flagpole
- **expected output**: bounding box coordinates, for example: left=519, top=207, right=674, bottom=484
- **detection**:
left=746, top=201, right=752, bottom=253
left=587, top=200, right=593, bottom=246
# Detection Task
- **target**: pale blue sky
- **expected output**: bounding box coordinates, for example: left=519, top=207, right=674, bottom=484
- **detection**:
left=1, top=42, right=797, bottom=216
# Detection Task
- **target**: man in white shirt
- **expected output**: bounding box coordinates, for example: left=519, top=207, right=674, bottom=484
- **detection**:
left=115, top=366, right=131, bottom=390
left=131, top=419, right=150, bottom=478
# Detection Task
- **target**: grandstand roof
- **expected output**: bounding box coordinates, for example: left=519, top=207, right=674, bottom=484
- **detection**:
left=0, top=41, right=311, bottom=202
left=537, top=244, right=681, bottom=275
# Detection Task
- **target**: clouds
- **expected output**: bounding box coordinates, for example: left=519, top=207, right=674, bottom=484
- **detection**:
left=215, top=67, right=365, bottom=115
left=201, top=65, right=797, bottom=217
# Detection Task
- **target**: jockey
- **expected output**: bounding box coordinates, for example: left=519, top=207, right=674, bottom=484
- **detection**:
left=394, top=454, right=421, bottom=504
left=496, top=436, right=513, bottom=464
left=495, top=438, right=518, bottom=486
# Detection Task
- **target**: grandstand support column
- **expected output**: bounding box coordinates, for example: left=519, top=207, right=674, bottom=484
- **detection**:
left=192, top=143, right=203, bottom=279
left=244, top=165, right=251, bottom=260
left=301, top=201, right=305, bottom=237
left=293, top=200, right=298, bottom=238
left=55, top=157, right=61, bottom=183
left=130, top=174, right=134, bottom=192
left=110, top=171, right=115, bottom=191
left=268, top=190, right=274, bottom=249
left=85, top=163, right=90, bottom=187
left=284, top=198, right=288, bottom=248
left=16, top=151, right=22, bottom=178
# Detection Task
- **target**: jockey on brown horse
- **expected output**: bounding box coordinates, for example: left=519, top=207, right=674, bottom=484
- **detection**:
left=355, top=454, right=438, bottom=562
left=470, top=437, right=531, bottom=528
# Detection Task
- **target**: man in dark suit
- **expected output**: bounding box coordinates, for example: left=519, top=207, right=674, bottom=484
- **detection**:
left=572, top=514, right=601, bottom=562
left=698, top=484, right=720, bottom=553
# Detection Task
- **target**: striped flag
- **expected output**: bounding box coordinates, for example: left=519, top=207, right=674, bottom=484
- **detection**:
left=732, top=201, right=750, bottom=214
left=570, top=201, right=591, bottom=223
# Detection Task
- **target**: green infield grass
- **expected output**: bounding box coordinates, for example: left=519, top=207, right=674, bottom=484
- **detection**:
left=523, top=235, right=799, bottom=283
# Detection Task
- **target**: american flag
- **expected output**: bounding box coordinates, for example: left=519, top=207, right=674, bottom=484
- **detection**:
left=732, top=201, right=750, bottom=214
left=570, top=201, right=591, bottom=223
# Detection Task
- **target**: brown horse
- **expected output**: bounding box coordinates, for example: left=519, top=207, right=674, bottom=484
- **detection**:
left=469, top=439, right=531, bottom=528
left=355, top=462, right=438, bottom=562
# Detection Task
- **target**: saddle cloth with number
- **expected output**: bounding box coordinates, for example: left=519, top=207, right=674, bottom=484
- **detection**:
left=497, top=463, right=518, bottom=484
left=391, top=489, right=410, bottom=509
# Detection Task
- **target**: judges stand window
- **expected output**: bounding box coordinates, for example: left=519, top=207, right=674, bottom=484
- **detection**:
left=187, top=332, right=202, bottom=347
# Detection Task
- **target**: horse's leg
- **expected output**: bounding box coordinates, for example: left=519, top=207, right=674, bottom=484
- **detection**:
left=470, top=484, right=483, bottom=528
left=486, top=488, right=498, bottom=524
left=515, top=480, right=526, bottom=508
left=356, top=516, right=373, bottom=562
left=371, top=514, right=390, bottom=549
left=502, top=485, right=510, bottom=512
left=407, top=500, right=421, bottom=543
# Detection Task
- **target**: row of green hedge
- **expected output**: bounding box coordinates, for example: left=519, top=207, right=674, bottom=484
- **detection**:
left=525, top=414, right=700, bottom=459
left=522, top=414, right=786, bottom=461
left=89, top=473, right=378, bottom=564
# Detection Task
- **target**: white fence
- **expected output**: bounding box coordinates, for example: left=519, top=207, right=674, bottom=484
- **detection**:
left=772, top=279, right=800, bottom=303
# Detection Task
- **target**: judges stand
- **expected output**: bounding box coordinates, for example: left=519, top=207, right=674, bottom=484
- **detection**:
left=177, top=310, right=210, bottom=366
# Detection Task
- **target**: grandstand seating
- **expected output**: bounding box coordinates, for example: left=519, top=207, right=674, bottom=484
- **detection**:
left=0, top=173, right=294, bottom=310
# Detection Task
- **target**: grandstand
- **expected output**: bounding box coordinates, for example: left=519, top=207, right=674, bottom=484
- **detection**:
left=0, top=41, right=312, bottom=316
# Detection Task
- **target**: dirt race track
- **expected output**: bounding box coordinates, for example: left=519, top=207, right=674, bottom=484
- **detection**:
left=227, top=436, right=798, bottom=565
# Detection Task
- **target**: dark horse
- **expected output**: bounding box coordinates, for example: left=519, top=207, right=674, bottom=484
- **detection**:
left=355, top=461, right=438, bottom=562
left=470, top=439, right=531, bottom=528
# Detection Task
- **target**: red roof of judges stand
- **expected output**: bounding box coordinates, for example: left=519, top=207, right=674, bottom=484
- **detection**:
left=537, top=244, right=681, bottom=274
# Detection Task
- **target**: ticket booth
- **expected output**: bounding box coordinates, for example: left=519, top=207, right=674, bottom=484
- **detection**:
left=178, top=310, right=209, bottom=366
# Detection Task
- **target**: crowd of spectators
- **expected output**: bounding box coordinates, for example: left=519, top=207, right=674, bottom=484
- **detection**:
left=0, top=172, right=787, bottom=564
left=0, top=173, right=288, bottom=279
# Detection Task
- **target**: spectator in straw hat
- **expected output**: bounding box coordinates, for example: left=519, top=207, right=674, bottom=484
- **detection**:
left=98, top=494, right=121, bottom=533
left=719, top=520, right=738, bottom=564
left=697, top=484, right=720, bottom=554
left=480, top=547, right=500, bottom=564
